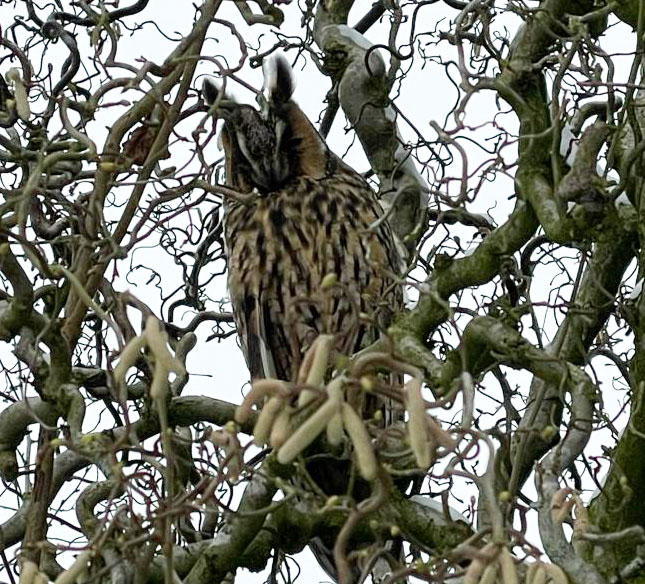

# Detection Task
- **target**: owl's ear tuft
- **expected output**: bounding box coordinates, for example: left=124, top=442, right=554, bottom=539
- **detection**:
left=203, top=78, right=239, bottom=116
left=202, top=78, right=220, bottom=106
left=265, top=55, right=295, bottom=105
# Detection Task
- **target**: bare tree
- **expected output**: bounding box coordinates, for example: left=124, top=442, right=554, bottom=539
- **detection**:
left=0, top=0, right=643, bottom=583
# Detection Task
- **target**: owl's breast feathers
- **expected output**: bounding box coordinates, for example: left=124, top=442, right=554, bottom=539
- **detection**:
left=225, top=167, right=403, bottom=381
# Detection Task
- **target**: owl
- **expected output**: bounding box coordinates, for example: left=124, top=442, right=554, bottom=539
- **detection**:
left=203, top=57, right=403, bottom=384
left=204, top=56, right=405, bottom=581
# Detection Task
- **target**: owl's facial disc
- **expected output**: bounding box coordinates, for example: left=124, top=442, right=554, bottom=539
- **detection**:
left=203, top=78, right=290, bottom=192
left=204, top=56, right=324, bottom=192
left=231, top=110, right=290, bottom=191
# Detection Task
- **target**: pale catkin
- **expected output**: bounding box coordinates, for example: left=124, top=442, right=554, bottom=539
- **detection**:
left=19, top=560, right=39, bottom=584
left=524, top=562, right=540, bottom=584
left=277, top=398, right=339, bottom=464
left=235, top=379, right=290, bottom=423
left=325, top=377, right=345, bottom=446
left=552, top=498, right=575, bottom=524
left=326, top=411, right=344, bottom=446
left=550, top=488, right=574, bottom=524
left=299, top=335, right=334, bottom=407
left=405, top=377, right=431, bottom=469
left=543, top=563, right=568, bottom=584
left=33, top=573, right=48, bottom=584
left=149, top=365, right=169, bottom=401
left=498, top=548, right=518, bottom=584
left=54, top=551, right=92, bottom=584
left=270, top=408, right=292, bottom=448
left=146, top=318, right=173, bottom=402
left=463, top=543, right=498, bottom=584
left=571, top=495, right=590, bottom=538
left=112, top=335, right=147, bottom=387
left=7, top=68, right=30, bottom=121
left=253, top=396, right=284, bottom=445
left=463, top=556, right=487, bottom=584
left=144, top=316, right=185, bottom=376
left=550, top=488, right=569, bottom=509
left=460, top=371, right=475, bottom=429
left=531, top=565, right=547, bottom=584
left=326, top=377, right=344, bottom=402
left=479, top=563, right=499, bottom=584
left=341, top=402, right=378, bottom=481
left=305, top=335, right=334, bottom=386
left=296, top=334, right=322, bottom=384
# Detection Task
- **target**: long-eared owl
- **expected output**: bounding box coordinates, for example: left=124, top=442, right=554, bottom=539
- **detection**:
left=203, top=57, right=403, bottom=385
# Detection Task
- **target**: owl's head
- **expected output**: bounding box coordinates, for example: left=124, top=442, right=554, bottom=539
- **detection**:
left=203, top=56, right=329, bottom=194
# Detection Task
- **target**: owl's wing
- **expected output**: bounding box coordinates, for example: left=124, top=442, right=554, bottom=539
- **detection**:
left=230, top=276, right=301, bottom=381
left=231, top=293, right=274, bottom=380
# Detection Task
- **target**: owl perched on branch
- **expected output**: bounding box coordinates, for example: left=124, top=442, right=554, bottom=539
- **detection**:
left=203, top=57, right=403, bottom=384
left=204, top=57, right=406, bottom=582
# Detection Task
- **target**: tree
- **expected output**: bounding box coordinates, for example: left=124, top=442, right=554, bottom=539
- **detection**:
left=0, top=0, right=643, bottom=582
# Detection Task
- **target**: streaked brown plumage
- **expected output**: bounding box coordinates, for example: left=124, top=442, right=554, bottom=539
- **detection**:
left=204, top=57, right=405, bottom=582
left=204, top=57, right=402, bottom=383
